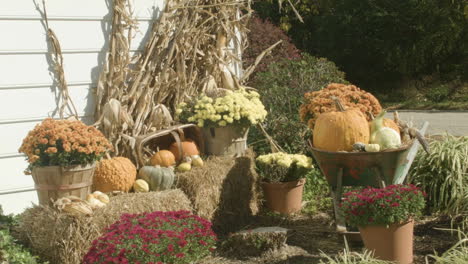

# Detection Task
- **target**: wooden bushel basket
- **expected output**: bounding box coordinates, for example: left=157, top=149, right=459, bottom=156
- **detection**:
left=31, top=163, right=96, bottom=206
left=136, top=124, right=204, bottom=167
left=201, top=126, right=249, bottom=157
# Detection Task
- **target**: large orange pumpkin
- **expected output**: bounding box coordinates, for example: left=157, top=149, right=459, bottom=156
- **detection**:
left=368, top=118, right=400, bottom=135
left=313, top=97, right=370, bottom=152
left=150, top=150, right=176, bottom=167
left=169, top=140, right=199, bottom=161
left=383, top=118, right=400, bottom=134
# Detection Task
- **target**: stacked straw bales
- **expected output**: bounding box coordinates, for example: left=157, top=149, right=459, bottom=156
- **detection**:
left=16, top=190, right=192, bottom=264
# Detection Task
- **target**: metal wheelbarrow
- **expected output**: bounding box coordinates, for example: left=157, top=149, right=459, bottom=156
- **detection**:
left=309, top=122, right=429, bottom=237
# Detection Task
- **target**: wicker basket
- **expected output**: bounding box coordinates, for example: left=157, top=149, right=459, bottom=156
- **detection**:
left=31, top=163, right=96, bottom=206
left=136, top=124, right=204, bottom=167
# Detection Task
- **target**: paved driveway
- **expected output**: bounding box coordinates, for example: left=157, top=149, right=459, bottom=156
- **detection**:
left=385, top=111, right=468, bottom=136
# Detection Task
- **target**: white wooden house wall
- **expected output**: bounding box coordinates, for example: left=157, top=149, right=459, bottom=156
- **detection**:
left=0, top=0, right=165, bottom=214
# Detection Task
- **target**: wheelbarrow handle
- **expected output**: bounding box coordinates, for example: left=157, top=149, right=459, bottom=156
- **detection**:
left=393, top=121, right=429, bottom=184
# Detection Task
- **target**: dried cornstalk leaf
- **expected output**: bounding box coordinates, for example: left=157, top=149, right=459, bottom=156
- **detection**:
left=149, top=104, right=174, bottom=130
left=41, top=0, right=79, bottom=119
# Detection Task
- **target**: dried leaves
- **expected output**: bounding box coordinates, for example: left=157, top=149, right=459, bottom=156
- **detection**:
left=41, top=0, right=79, bottom=119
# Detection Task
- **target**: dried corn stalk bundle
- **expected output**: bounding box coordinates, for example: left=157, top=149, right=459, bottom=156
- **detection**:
left=95, top=0, right=254, bottom=163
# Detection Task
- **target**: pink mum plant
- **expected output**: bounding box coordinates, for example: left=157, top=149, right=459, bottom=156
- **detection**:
left=83, top=211, right=217, bottom=264
left=340, top=184, right=426, bottom=227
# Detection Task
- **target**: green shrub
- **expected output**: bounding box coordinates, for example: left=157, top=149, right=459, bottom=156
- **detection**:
left=409, top=135, right=468, bottom=215
left=426, top=84, right=451, bottom=103
left=254, top=0, right=467, bottom=89
left=248, top=52, right=347, bottom=154
left=303, top=169, right=332, bottom=214
left=0, top=206, right=46, bottom=264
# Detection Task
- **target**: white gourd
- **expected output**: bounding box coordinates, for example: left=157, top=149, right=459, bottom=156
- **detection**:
left=365, top=144, right=381, bottom=152
left=370, top=111, right=401, bottom=150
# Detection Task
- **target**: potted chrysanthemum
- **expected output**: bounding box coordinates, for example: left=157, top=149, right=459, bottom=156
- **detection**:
left=176, top=88, right=267, bottom=156
left=340, top=184, right=426, bottom=264
left=18, top=118, right=112, bottom=206
left=256, top=152, right=314, bottom=214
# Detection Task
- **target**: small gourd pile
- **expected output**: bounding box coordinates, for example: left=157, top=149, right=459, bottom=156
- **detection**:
left=54, top=191, right=110, bottom=217
left=312, top=96, right=403, bottom=153
left=135, top=138, right=204, bottom=192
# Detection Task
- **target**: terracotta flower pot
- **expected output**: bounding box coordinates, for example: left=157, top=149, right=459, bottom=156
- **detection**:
left=261, top=178, right=306, bottom=215
left=358, top=219, right=414, bottom=264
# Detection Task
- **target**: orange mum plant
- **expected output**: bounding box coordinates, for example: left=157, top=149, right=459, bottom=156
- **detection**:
left=19, top=118, right=112, bottom=172
left=299, top=83, right=382, bottom=129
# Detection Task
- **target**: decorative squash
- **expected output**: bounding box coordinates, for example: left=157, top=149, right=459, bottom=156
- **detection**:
left=313, top=97, right=370, bottom=152
left=54, top=196, right=93, bottom=216
left=150, top=150, right=176, bottom=167
left=365, top=144, right=381, bottom=152
left=86, top=194, right=106, bottom=209
left=133, top=179, right=150, bottom=193
left=91, top=191, right=110, bottom=204
left=138, top=166, right=175, bottom=191
left=169, top=140, right=199, bottom=161
left=177, top=162, right=191, bottom=172
left=352, top=142, right=366, bottom=152
left=93, top=157, right=137, bottom=193
left=383, top=118, right=400, bottom=134
left=191, top=155, right=204, bottom=167
left=368, top=118, right=400, bottom=135
left=370, top=111, right=401, bottom=150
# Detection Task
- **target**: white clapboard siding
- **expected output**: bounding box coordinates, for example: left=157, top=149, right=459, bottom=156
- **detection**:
left=0, top=0, right=165, bottom=215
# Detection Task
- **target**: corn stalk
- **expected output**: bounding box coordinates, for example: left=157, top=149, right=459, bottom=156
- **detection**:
left=94, top=0, right=254, bottom=162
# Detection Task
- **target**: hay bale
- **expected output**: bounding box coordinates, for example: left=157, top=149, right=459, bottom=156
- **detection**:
left=220, top=226, right=289, bottom=257
left=15, top=189, right=192, bottom=264
left=176, top=149, right=260, bottom=234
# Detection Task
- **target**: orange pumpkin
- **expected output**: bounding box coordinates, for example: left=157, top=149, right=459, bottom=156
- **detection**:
left=313, top=97, right=370, bottom=152
left=368, top=118, right=400, bottom=135
left=169, top=140, right=199, bottom=161
left=150, top=150, right=176, bottom=167
left=383, top=118, right=400, bottom=134
left=93, top=157, right=137, bottom=193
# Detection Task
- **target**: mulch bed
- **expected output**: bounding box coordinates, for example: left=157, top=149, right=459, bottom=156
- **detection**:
left=201, top=212, right=459, bottom=264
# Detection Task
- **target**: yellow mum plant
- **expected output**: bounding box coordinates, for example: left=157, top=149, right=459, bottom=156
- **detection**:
left=18, top=118, right=112, bottom=172
left=256, top=152, right=314, bottom=182
left=175, top=88, right=267, bottom=128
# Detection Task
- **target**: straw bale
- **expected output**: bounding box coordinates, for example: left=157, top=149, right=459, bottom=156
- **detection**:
left=15, top=189, right=192, bottom=264
left=220, top=227, right=289, bottom=257
left=176, top=149, right=260, bottom=234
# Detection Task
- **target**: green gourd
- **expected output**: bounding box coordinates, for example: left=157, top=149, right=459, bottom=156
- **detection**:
left=138, top=166, right=175, bottom=191
left=370, top=111, right=401, bottom=150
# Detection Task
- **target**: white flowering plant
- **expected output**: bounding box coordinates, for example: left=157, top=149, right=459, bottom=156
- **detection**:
left=256, top=152, right=314, bottom=182
left=175, top=88, right=267, bottom=128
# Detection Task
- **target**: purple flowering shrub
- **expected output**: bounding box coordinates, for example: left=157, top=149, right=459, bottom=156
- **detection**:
left=83, top=211, right=217, bottom=264
left=340, top=184, right=426, bottom=227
